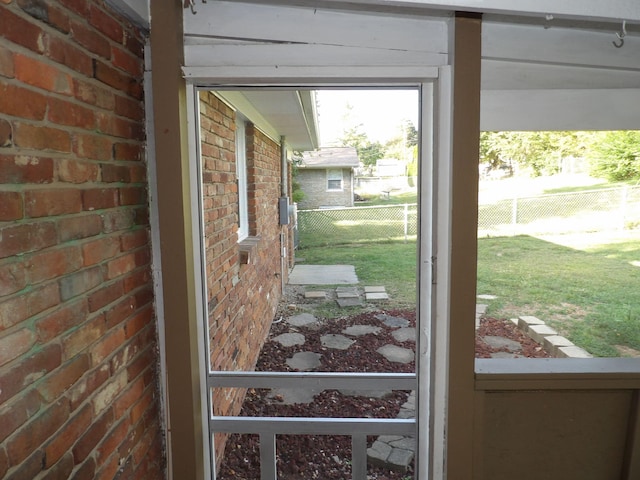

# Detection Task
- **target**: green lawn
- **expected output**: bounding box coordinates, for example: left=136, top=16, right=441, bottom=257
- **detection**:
left=298, top=232, right=640, bottom=356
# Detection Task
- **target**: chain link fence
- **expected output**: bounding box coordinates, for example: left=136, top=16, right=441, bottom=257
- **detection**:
left=297, top=204, right=418, bottom=247
left=296, top=186, right=640, bottom=248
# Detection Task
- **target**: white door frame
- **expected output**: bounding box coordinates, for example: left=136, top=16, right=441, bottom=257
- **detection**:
left=184, top=72, right=453, bottom=479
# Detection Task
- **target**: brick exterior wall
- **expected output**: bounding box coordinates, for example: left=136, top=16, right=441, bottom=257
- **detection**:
left=199, top=92, right=290, bottom=466
left=0, top=2, right=164, bottom=479
left=297, top=168, right=354, bottom=209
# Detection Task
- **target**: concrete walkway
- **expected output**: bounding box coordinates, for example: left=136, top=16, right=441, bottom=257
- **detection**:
left=288, top=264, right=358, bottom=285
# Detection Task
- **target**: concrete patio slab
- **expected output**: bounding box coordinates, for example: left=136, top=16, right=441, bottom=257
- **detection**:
left=288, top=265, right=358, bottom=285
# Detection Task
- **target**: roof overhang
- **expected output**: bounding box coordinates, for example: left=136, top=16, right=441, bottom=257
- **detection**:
left=210, top=90, right=319, bottom=151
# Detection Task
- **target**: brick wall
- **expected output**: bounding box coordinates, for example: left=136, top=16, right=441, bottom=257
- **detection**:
left=296, top=168, right=354, bottom=209
left=199, top=91, right=286, bottom=466
left=0, top=2, right=164, bottom=479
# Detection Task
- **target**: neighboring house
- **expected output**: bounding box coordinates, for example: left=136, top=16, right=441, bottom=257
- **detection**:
left=1, top=2, right=640, bottom=480
left=297, top=147, right=359, bottom=209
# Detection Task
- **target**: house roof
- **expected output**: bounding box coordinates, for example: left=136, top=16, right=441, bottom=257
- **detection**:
left=300, top=147, right=360, bottom=169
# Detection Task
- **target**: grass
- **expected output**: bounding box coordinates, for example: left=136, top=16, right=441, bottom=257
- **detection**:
left=298, top=231, right=640, bottom=357
left=297, top=241, right=417, bottom=306
left=478, top=234, right=640, bottom=356
left=355, top=190, right=417, bottom=206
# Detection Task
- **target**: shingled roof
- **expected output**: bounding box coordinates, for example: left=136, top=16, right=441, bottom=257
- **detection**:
left=300, top=147, right=360, bottom=168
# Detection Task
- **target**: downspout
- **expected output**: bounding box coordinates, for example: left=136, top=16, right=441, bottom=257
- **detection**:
left=280, top=136, right=287, bottom=295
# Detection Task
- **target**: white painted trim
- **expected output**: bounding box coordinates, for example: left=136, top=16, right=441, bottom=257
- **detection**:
left=481, top=88, right=640, bottom=131
left=185, top=84, right=215, bottom=479
left=214, top=91, right=281, bottom=146
left=184, top=1, right=449, bottom=52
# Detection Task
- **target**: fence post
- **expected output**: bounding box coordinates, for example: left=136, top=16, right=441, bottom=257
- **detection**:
left=404, top=204, right=409, bottom=242
left=511, top=196, right=518, bottom=235
left=620, top=185, right=628, bottom=230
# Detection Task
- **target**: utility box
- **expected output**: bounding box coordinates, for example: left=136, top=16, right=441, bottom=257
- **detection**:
left=279, top=196, right=290, bottom=225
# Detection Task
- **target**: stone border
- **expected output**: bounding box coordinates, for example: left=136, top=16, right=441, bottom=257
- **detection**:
left=512, top=315, right=592, bottom=358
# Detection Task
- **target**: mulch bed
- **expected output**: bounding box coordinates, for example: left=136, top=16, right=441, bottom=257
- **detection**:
left=217, top=309, right=547, bottom=479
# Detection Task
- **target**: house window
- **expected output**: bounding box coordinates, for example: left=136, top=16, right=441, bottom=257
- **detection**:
left=327, top=169, right=343, bottom=191
left=236, top=116, right=249, bottom=242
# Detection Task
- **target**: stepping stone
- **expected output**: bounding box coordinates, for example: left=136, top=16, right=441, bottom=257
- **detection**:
left=364, top=286, right=386, bottom=293
left=287, top=313, right=318, bottom=327
left=286, top=351, right=322, bottom=371
left=377, top=344, right=414, bottom=364
left=392, top=327, right=416, bottom=343
left=342, top=325, right=381, bottom=336
left=305, top=291, right=327, bottom=299
left=273, top=332, right=305, bottom=347
left=476, top=304, right=488, bottom=315
left=268, top=388, right=322, bottom=405
left=336, top=286, right=359, bottom=298
left=490, top=352, right=520, bottom=359
left=477, top=294, right=498, bottom=300
left=387, top=447, right=414, bottom=472
left=339, top=390, right=391, bottom=398
left=375, top=314, right=409, bottom=328
left=321, top=334, right=355, bottom=350
left=482, top=336, right=522, bottom=352
left=366, top=292, right=389, bottom=301
left=337, top=297, right=363, bottom=308
left=367, top=440, right=392, bottom=464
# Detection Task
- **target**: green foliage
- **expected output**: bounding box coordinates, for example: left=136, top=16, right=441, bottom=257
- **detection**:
left=587, top=130, right=640, bottom=182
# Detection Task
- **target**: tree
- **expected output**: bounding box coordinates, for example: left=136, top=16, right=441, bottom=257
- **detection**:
left=588, top=131, right=640, bottom=182
left=339, top=122, right=385, bottom=168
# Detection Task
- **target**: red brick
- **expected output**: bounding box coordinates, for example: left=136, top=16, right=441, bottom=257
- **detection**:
left=0, top=389, right=42, bottom=446
left=46, top=36, right=92, bottom=76
left=113, top=376, right=143, bottom=420
left=91, top=326, right=125, bottom=365
left=7, top=399, right=69, bottom=466
left=113, top=142, right=142, bottom=162
left=72, top=78, right=115, bottom=110
left=133, top=283, right=152, bottom=307
left=0, top=7, right=45, bottom=54
left=59, top=0, right=88, bottom=17
left=124, top=306, right=151, bottom=339
left=0, top=154, right=54, bottom=184
left=0, top=221, right=57, bottom=259
left=123, top=267, right=150, bottom=293
left=96, top=418, right=128, bottom=466
left=82, top=187, right=119, bottom=211
left=72, top=133, right=113, bottom=161
left=0, top=45, right=15, bottom=78
left=106, top=253, right=135, bottom=280
left=133, top=248, right=150, bottom=267
left=95, top=453, right=121, bottom=480
left=27, top=245, right=82, bottom=284
left=0, top=191, right=23, bottom=221
left=34, top=299, right=87, bottom=342
left=25, top=188, right=83, bottom=218
left=120, top=229, right=147, bottom=251
left=96, top=111, right=143, bottom=140
left=0, top=295, right=28, bottom=331
left=0, top=118, right=11, bottom=147
left=72, top=408, right=114, bottom=463
left=18, top=0, right=71, bottom=34
left=114, top=93, right=144, bottom=120
left=93, top=59, right=132, bottom=92
left=129, top=385, right=153, bottom=423
left=0, top=82, right=48, bottom=120
left=62, top=313, right=105, bottom=361
left=101, top=209, right=134, bottom=233
left=0, top=258, right=26, bottom=295
left=27, top=282, right=61, bottom=317
left=101, top=163, right=130, bottom=183
left=13, top=123, right=71, bottom=152
left=41, top=452, right=74, bottom=479
left=14, top=53, right=72, bottom=95
left=89, top=4, right=123, bottom=44
left=57, top=158, right=100, bottom=184
left=43, top=402, right=91, bottom=468
left=57, top=214, right=102, bottom=242
left=104, top=296, right=136, bottom=330
left=4, top=449, right=44, bottom=480
left=38, top=353, right=90, bottom=404
left=124, top=31, right=144, bottom=58
left=70, top=456, right=95, bottom=480
left=0, top=343, right=61, bottom=405
left=82, top=236, right=120, bottom=267
left=112, top=46, right=142, bottom=77
left=70, top=19, right=110, bottom=59
left=59, top=266, right=102, bottom=301
left=68, top=363, right=109, bottom=412
left=47, top=97, right=96, bottom=129
left=88, top=280, right=124, bottom=312
left=0, top=328, right=36, bottom=368
left=133, top=206, right=149, bottom=227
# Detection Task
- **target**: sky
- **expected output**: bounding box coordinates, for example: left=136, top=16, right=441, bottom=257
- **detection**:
left=315, top=89, right=419, bottom=147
